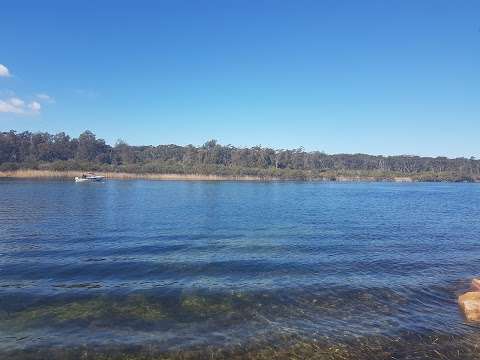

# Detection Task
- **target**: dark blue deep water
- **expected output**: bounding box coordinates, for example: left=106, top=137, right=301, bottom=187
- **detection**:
left=1, top=180, right=480, bottom=358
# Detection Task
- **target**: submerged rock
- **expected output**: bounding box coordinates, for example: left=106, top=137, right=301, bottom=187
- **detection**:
left=458, top=292, right=480, bottom=322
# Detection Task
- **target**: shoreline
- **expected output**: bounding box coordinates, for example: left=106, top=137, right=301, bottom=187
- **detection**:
left=0, top=169, right=478, bottom=183
left=0, top=169, right=443, bottom=182
left=0, top=170, right=267, bottom=181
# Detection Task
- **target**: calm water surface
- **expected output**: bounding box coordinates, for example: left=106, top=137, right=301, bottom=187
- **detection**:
left=1, top=180, right=480, bottom=358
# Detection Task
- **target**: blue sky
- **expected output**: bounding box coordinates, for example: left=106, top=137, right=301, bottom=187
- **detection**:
left=0, top=0, right=478, bottom=157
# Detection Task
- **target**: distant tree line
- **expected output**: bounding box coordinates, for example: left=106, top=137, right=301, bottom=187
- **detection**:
left=0, top=130, right=479, bottom=181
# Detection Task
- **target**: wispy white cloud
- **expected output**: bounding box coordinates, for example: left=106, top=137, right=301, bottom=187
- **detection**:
left=36, top=93, right=55, bottom=103
left=0, top=66, right=54, bottom=116
left=0, top=97, right=41, bottom=115
left=10, top=97, right=25, bottom=107
left=29, top=101, right=41, bottom=112
left=0, top=64, right=11, bottom=77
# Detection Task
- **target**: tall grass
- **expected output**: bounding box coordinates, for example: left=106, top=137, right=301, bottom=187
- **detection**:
left=2, top=169, right=455, bottom=182
left=0, top=170, right=272, bottom=181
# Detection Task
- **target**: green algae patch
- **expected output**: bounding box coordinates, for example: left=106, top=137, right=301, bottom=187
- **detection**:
left=180, top=294, right=234, bottom=317
left=3, top=299, right=106, bottom=330
left=119, top=295, right=165, bottom=322
left=5, top=296, right=166, bottom=329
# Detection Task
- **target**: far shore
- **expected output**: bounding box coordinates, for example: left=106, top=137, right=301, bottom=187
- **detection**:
left=2, top=169, right=479, bottom=183
left=0, top=170, right=267, bottom=181
left=0, top=169, right=421, bottom=182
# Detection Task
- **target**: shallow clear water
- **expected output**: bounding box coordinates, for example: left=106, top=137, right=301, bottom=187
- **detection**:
left=1, top=180, right=480, bottom=358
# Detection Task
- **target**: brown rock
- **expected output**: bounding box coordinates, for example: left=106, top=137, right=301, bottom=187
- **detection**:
left=471, top=278, right=480, bottom=291
left=459, top=292, right=480, bottom=321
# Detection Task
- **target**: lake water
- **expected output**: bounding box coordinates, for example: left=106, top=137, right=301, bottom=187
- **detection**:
left=1, top=180, right=480, bottom=359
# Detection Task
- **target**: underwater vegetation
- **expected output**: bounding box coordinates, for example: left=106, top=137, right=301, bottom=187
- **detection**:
left=1, top=295, right=167, bottom=329
left=0, top=284, right=438, bottom=344
left=0, top=287, right=413, bottom=331
left=0, top=291, right=255, bottom=331
left=1, top=288, right=473, bottom=359
left=180, top=294, right=234, bottom=317
left=3, top=332, right=480, bottom=360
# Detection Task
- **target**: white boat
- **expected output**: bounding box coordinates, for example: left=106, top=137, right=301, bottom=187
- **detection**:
left=75, top=173, right=105, bottom=182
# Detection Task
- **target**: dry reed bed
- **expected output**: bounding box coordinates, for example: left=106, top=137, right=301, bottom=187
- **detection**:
left=0, top=170, right=421, bottom=182
left=0, top=170, right=268, bottom=181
